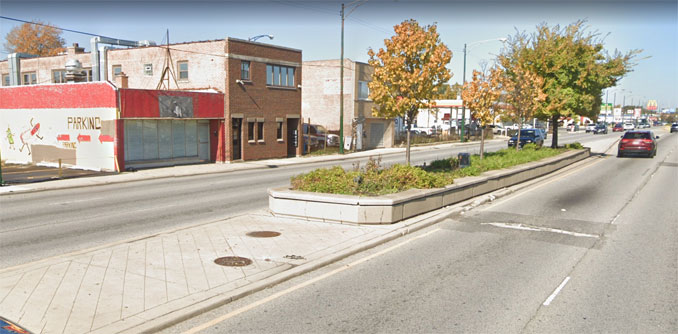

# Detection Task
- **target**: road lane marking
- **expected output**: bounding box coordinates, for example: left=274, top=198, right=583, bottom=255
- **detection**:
left=543, top=276, right=571, bottom=306
left=182, top=228, right=443, bottom=334
left=48, top=197, right=105, bottom=205
left=482, top=222, right=599, bottom=239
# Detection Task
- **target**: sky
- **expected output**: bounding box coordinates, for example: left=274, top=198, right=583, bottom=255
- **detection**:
left=1, top=0, right=676, bottom=109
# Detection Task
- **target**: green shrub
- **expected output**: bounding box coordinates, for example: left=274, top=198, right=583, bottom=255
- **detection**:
left=291, top=145, right=574, bottom=196
left=565, top=142, right=584, bottom=149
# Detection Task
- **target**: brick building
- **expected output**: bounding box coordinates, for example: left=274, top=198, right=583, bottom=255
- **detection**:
left=1, top=38, right=303, bottom=166
left=302, top=59, right=394, bottom=150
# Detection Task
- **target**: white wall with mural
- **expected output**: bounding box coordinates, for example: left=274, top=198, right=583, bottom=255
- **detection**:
left=1, top=107, right=117, bottom=171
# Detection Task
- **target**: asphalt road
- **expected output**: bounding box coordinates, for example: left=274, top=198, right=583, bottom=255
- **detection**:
left=161, top=131, right=677, bottom=334
left=0, top=130, right=625, bottom=268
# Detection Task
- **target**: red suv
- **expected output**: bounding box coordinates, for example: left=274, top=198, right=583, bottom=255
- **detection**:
left=612, top=122, right=624, bottom=132
left=617, top=130, right=658, bottom=158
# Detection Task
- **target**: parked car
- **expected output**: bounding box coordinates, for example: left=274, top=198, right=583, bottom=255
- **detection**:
left=567, top=123, right=580, bottom=132
left=593, top=123, right=608, bottom=134
left=536, top=127, right=547, bottom=139
left=585, top=123, right=597, bottom=133
left=303, top=124, right=328, bottom=151
left=623, top=122, right=635, bottom=131
left=508, top=129, right=545, bottom=148
left=617, top=130, right=658, bottom=158
left=612, top=122, right=624, bottom=132
left=411, top=126, right=435, bottom=136
left=326, top=133, right=340, bottom=146
left=671, top=123, right=678, bottom=133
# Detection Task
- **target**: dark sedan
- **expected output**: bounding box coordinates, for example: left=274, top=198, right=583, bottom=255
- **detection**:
left=508, top=129, right=545, bottom=148
left=593, top=124, right=608, bottom=134
left=617, top=130, right=658, bottom=158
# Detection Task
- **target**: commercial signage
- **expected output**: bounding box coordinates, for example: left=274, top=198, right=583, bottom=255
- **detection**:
left=647, top=100, right=658, bottom=111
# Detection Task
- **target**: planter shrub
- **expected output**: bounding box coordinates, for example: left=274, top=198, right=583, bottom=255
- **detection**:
left=291, top=143, right=581, bottom=196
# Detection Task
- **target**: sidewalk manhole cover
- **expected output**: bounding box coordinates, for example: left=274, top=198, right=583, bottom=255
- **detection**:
left=214, top=256, right=252, bottom=267
left=246, top=231, right=281, bottom=238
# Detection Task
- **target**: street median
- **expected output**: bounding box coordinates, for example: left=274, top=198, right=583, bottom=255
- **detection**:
left=268, top=148, right=590, bottom=224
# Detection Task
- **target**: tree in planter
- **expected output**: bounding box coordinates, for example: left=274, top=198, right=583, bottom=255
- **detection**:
left=368, top=19, right=452, bottom=165
left=501, top=64, right=546, bottom=150
left=461, top=67, right=503, bottom=159
left=4, top=21, right=65, bottom=56
left=498, top=20, right=639, bottom=148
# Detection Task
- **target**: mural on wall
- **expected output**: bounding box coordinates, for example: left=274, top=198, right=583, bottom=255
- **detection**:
left=5, top=126, right=15, bottom=150
left=159, top=96, right=194, bottom=118
left=0, top=108, right=117, bottom=171
left=18, top=118, right=44, bottom=155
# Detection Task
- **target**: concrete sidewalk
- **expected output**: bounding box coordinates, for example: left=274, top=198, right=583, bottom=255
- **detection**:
left=0, top=205, right=461, bottom=334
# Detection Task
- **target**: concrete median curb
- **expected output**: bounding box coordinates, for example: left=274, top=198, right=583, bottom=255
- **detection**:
left=270, top=149, right=591, bottom=224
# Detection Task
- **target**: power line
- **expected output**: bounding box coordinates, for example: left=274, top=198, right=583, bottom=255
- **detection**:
left=0, top=16, right=116, bottom=39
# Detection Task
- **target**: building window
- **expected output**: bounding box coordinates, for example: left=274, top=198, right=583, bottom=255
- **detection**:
left=84, top=68, right=93, bottom=82
left=53, top=70, right=66, bottom=83
left=22, top=72, right=37, bottom=85
left=257, top=122, right=264, bottom=141
left=241, top=61, right=250, bottom=81
left=266, top=64, right=295, bottom=87
left=358, top=81, right=370, bottom=100
left=112, top=65, right=122, bottom=76
left=2, top=74, right=9, bottom=86
left=248, top=121, right=255, bottom=141
left=276, top=121, right=283, bottom=140
left=144, top=64, right=153, bottom=76
left=178, top=61, right=188, bottom=80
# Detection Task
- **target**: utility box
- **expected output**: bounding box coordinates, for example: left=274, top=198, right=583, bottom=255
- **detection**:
left=458, top=153, right=471, bottom=168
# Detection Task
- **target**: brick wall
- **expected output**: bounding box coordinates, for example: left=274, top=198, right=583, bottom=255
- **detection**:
left=225, top=38, right=302, bottom=160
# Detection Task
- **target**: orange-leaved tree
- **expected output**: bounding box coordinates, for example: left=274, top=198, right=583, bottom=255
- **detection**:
left=461, top=67, right=503, bottom=159
left=4, top=21, right=65, bottom=56
left=368, top=19, right=452, bottom=165
left=501, top=64, right=546, bottom=150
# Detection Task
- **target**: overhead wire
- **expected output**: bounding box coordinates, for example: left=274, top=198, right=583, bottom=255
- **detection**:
left=0, top=16, right=116, bottom=39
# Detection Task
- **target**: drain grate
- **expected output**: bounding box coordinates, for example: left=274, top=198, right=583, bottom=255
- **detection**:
left=214, top=256, right=253, bottom=267
left=246, top=231, right=281, bottom=238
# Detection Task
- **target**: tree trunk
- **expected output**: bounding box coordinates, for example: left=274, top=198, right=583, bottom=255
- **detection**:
left=516, top=115, right=522, bottom=151
left=551, top=114, right=559, bottom=148
left=406, top=118, right=411, bottom=166
left=480, top=126, right=485, bottom=159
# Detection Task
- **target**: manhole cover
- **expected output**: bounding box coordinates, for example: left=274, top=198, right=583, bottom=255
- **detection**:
left=246, top=231, right=281, bottom=238
left=214, top=256, right=252, bottom=267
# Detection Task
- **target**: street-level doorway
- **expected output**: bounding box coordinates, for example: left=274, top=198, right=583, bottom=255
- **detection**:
left=232, top=118, right=242, bottom=160
left=287, top=118, right=299, bottom=157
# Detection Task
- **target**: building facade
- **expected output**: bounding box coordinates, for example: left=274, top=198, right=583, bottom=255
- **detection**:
left=0, top=82, right=224, bottom=172
left=0, top=38, right=303, bottom=166
left=302, top=59, right=394, bottom=150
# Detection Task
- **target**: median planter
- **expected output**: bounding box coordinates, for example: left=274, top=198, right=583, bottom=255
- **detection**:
left=269, top=148, right=590, bottom=224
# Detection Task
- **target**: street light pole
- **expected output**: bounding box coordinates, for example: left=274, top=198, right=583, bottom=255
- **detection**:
left=461, top=43, right=467, bottom=142
left=339, top=3, right=345, bottom=154
left=460, top=38, right=506, bottom=143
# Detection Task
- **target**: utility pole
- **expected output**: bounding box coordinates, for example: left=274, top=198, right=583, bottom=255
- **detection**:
left=605, top=89, right=610, bottom=123
left=339, top=3, right=345, bottom=154
left=460, top=43, right=467, bottom=142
